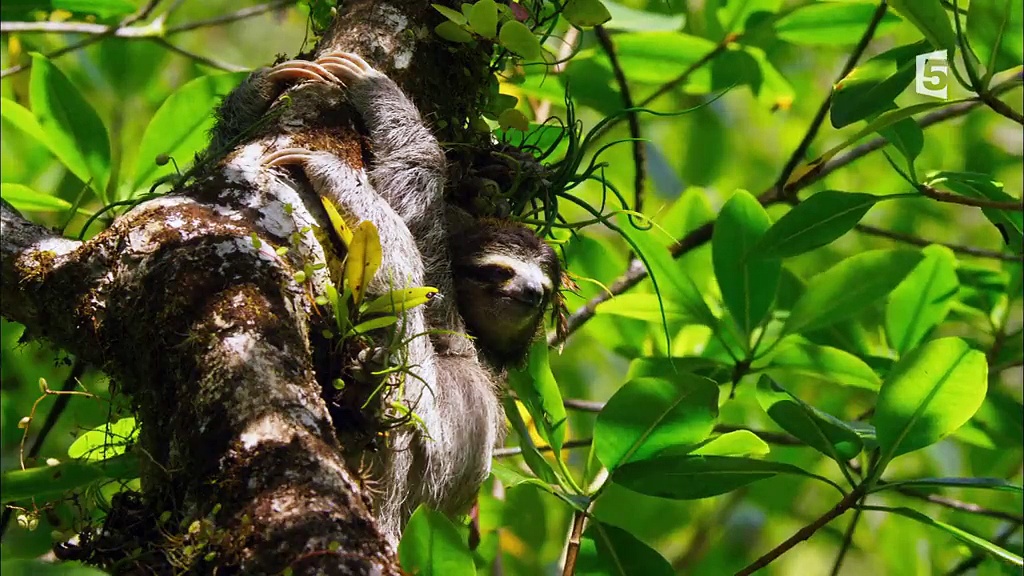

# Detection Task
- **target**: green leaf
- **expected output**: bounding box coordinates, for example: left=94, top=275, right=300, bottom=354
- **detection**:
left=398, top=506, right=476, bottom=576
left=967, top=0, right=1023, bottom=82
left=436, top=21, right=475, bottom=43
left=490, top=461, right=558, bottom=495
left=774, top=3, right=902, bottom=46
left=931, top=171, right=1022, bottom=254
left=831, top=42, right=928, bottom=129
left=433, top=3, right=468, bottom=25
left=502, top=397, right=561, bottom=485
left=874, top=477, right=1024, bottom=494
left=783, top=249, right=923, bottom=336
left=872, top=505, right=1023, bottom=567
left=755, top=191, right=884, bottom=258
left=888, top=0, right=958, bottom=51
left=0, top=182, right=79, bottom=214
left=593, top=375, right=719, bottom=471
left=690, top=430, right=770, bottom=457
left=0, top=97, right=49, bottom=149
left=499, top=21, right=542, bottom=59
left=601, top=1, right=685, bottom=32
left=618, top=216, right=717, bottom=327
left=886, top=245, right=959, bottom=355
left=29, top=53, right=111, bottom=197
left=467, top=0, right=498, bottom=39
left=133, top=71, right=248, bottom=191
left=67, top=417, right=139, bottom=461
left=595, top=293, right=702, bottom=323
left=712, top=190, right=779, bottom=337
left=756, top=376, right=863, bottom=461
left=507, top=341, right=566, bottom=452
left=614, top=455, right=833, bottom=500
left=875, top=337, right=988, bottom=462
left=1, top=454, right=139, bottom=504
left=577, top=522, right=674, bottom=576
left=497, top=108, right=530, bottom=132
left=760, top=337, right=881, bottom=391
left=563, top=0, right=612, bottom=27
left=879, top=117, right=924, bottom=177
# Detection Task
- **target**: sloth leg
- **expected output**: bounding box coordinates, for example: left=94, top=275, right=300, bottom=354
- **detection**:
left=260, top=147, right=425, bottom=289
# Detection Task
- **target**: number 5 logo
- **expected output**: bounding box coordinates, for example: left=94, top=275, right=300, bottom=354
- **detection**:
left=915, top=50, right=948, bottom=99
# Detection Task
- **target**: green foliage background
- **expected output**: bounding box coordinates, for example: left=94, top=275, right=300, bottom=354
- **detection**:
left=1, top=0, right=1022, bottom=575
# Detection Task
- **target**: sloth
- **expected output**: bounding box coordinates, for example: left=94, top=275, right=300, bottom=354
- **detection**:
left=210, top=51, right=560, bottom=544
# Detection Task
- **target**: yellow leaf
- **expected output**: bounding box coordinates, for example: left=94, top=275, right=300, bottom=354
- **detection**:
left=321, top=196, right=353, bottom=246
left=345, top=220, right=382, bottom=305
left=363, top=287, right=439, bottom=314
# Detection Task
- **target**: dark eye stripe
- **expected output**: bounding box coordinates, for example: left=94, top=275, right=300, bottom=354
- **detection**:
left=467, top=264, right=515, bottom=284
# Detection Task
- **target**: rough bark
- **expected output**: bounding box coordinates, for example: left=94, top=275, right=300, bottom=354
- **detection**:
left=1, top=1, right=492, bottom=573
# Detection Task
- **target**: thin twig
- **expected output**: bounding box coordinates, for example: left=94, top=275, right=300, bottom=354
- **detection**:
left=776, top=1, right=889, bottom=193
left=735, top=488, right=864, bottom=576
left=830, top=503, right=864, bottom=576
left=0, top=0, right=162, bottom=78
left=588, top=34, right=735, bottom=145
left=978, top=90, right=1024, bottom=125
left=562, top=507, right=589, bottom=576
left=594, top=25, right=647, bottom=215
left=163, top=0, right=292, bottom=35
left=855, top=224, right=1021, bottom=262
left=152, top=37, right=248, bottom=72
left=895, top=488, right=1024, bottom=523
left=919, top=183, right=1023, bottom=212
left=0, top=0, right=287, bottom=78
left=0, top=361, right=87, bottom=539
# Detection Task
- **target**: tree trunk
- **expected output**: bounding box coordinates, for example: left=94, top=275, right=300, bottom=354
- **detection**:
left=0, top=1, right=491, bottom=573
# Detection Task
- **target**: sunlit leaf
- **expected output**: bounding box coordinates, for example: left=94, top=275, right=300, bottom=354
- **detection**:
left=507, top=341, right=567, bottom=452
left=594, top=375, right=719, bottom=471
left=398, top=506, right=476, bottom=576
left=756, top=376, right=863, bottom=461
left=875, top=337, right=987, bottom=462
left=29, top=53, right=111, bottom=197
left=712, top=190, right=779, bottom=337
left=886, top=245, right=959, bottom=355
left=783, top=249, right=923, bottom=336
left=345, top=220, right=382, bottom=305
left=577, top=522, right=674, bottom=576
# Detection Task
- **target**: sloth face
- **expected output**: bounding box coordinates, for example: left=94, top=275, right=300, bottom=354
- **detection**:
left=451, top=222, right=560, bottom=366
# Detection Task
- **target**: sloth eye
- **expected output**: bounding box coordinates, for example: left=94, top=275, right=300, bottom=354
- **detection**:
left=469, top=264, right=515, bottom=285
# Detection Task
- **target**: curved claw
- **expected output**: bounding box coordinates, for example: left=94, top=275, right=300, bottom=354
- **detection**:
left=266, top=60, right=342, bottom=86
left=262, top=147, right=315, bottom=168
left=314, top=51, right=381, bottom=85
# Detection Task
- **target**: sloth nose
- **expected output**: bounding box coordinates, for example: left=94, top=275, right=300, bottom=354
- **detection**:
left=508, top=277, right=544, bottom=306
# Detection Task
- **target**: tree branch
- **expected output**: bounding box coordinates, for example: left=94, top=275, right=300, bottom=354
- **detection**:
left=594, top=25, right=647, bottom=215
left=775, top=1, right=889, bottom=192
left=735, top=488, right=864, bottom=576
left=919, top=183, right=1023, bottom=211
left=855, top=224, right=1021, bottom=262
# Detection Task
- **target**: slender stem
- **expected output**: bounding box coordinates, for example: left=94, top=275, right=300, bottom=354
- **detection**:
left=855, top=224, right=1021, bottom=262
left=594, top=25, right=647, bottom=215
left=562, top=507, right=589, bottom=576
left=895, top=488, right=1024, bottom=523
left=829, top=503, right=864, bottom=576
left=775, top=1, right=889, bottom=193
left=735, top=488, right=865, bottom=576
left=919, top=184, right=1023, bottom=211
left=0, top=361, right=87, bottom=539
